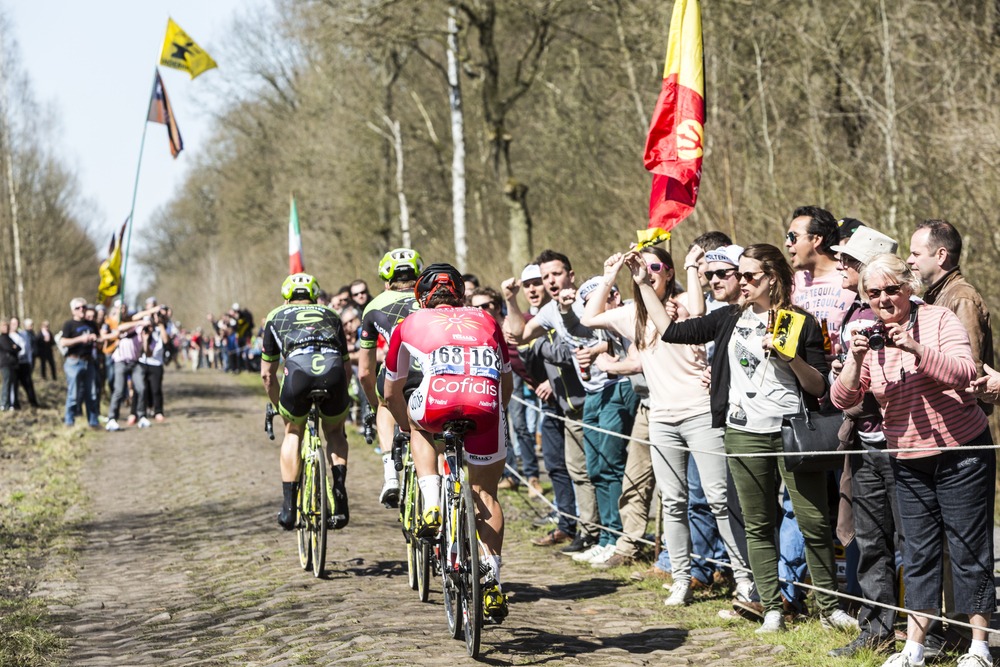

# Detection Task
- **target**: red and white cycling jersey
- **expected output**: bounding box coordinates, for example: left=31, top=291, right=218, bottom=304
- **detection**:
left=385, top=305, right=511, bottom=464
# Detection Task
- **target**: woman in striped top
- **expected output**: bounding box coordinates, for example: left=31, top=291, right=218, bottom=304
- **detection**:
left=832, top=253, right=994, bottom=667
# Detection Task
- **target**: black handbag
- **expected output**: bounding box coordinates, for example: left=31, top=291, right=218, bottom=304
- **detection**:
left=781, top=392, right=845, bottom=473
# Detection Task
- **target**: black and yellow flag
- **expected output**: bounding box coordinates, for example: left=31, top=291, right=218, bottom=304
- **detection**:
left=159, top=18, right=217, bottom=79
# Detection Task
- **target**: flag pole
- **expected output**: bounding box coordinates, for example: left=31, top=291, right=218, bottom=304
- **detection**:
left=119, top=70, right=158, bottom=305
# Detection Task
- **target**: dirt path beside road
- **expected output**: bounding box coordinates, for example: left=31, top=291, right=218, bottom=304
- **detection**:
left=35, top=370, right=789, bottom=666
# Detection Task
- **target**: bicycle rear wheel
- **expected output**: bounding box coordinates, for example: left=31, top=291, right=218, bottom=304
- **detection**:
left=296, top=466, right=312, bottom=571
left=442, top=490, right=462, bottom=639
left=310, top=444, right=328, bottom=578
left=460, top=481, right=482, bottom=658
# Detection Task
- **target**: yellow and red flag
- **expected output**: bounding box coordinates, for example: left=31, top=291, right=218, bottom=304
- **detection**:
left=159, top=18, right=218, bottom=80
left=147, top=69, right=183, bottom=158
left=639, top=0, right=704, bottom=248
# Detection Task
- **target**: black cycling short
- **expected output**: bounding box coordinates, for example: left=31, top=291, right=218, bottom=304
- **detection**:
left=278, top=351, right=350, bottom=426
left=375, top=363, right=423, bottom=403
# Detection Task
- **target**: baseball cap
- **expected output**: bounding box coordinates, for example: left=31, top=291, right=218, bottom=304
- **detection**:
left=520, top=264, right=542, bottom=283
left=704, top=244, right=744, bottom=267
left=577, top=276, right=617, bottom=304
left=830, top=226, right=898, bottom=265
left=837, top=217, right=865, bottom=241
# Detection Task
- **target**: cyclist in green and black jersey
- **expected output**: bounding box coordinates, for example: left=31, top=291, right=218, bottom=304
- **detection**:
left=261, top=273, right=352, bottom=531
left=357, top=248, right=423, bottom=507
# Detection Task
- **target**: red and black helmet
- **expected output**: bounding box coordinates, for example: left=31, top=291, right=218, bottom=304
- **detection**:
left=415, top=263, right=465, bottom=307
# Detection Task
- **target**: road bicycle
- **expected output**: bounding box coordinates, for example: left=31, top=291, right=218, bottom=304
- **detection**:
left=265, top=390, right=334, bottom=578
left=391, top=431, right=435, bottom=602
left=438, top=419, right=485, bottom=658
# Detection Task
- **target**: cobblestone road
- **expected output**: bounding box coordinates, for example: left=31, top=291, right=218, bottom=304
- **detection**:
left=35, top=371, right=793, bottom=666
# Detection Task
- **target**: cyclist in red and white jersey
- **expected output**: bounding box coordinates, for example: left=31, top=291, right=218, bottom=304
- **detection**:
left=384, top=263, right=513, bottom=621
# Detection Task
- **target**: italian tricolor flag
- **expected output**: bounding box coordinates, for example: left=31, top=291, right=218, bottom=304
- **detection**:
left=289, top=196, right=305, bottom=274
left=639, top=0, right=704, bottom=247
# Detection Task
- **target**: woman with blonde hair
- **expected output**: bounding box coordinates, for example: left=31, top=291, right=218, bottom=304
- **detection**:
left=582, top=245, right=755, bottom=608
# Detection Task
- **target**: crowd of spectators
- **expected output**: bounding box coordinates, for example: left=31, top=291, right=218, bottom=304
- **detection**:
left=14, top=207, right=997, bottom=666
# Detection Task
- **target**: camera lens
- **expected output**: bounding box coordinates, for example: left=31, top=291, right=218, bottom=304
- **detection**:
left=868, top=333, right=885, bottom=351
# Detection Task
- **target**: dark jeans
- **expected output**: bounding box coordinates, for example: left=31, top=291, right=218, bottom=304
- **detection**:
left=0, top=365, right=13, bottom=409
left=35, top=349, right=56, bottom=379
left=850, top=443, right=902, bottom=638
left=135, top=363, right=164, bottom=417
left=508, top=376, right=540, bottom=480
left=64, top=357, right=99, bottom=426
left=14, top=362, right=38, bottom=407
left=541, top=404, right=576, bottom=536
left=892, top=434, right=996, bottom=615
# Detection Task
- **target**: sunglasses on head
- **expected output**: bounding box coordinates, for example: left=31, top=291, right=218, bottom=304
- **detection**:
left=646, top=262, right=665, bottom=273
left=704, top=268, right=737, bottom=281
left=865, top=284, right=904, bottom=300
left=738, top=271, right=765, bottom=283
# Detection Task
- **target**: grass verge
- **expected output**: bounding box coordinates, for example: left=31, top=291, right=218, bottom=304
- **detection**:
left=0, top=381, right=87, bottom=666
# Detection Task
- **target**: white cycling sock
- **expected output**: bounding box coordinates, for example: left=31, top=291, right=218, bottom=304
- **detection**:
left=417, top=475, right=441, bottom=511
left=485, top=554, right=502, bottom=585
left=381, top=453, right=396, bottom=481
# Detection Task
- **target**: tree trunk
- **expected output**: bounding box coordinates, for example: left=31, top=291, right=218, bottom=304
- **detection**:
left=504, top=179, right=531, bottom=273
left=447, top=7, right=468, bottom=272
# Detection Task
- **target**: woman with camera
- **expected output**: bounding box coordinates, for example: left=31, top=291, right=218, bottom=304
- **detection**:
left=637, top=243, right=851, bottom=634
left=831, top=254, right=994, bottom=667
left=134, top=307, right=171, bottom=427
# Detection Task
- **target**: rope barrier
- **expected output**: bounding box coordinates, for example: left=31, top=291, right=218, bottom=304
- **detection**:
left=504, top=395, right=1000, bottom=636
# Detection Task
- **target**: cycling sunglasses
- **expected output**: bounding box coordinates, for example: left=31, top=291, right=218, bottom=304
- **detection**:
left=704, top=268, right=737, bottom=281
left=865, top=284, right=904, bottom=300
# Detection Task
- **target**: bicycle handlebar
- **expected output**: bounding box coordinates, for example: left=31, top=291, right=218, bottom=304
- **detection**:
left=363, top=411, right=377, bottom=445
left=265, top=403, right=276, bottom=441
left=391, top=431, right=409, bottom=472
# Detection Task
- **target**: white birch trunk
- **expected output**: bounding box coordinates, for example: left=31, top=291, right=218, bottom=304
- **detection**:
left=447, top=7, right=467, bottom=272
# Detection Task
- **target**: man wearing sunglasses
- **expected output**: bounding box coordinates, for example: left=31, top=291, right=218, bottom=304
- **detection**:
left=786, top=206, right=855, bottom=353
left=60, top=297, right=100, bottom=428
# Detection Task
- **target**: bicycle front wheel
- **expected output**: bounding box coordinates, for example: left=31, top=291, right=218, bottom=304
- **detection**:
left=403, top=465, right=418, bottom=591
left=310, top=446, right=328, bottom=578
left=460, top=481, right=482, bottom=658
left=296, top=467, right=312, bottom=571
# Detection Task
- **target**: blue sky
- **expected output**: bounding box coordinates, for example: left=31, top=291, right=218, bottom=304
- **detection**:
left=6, top=1, right=247, bottom=293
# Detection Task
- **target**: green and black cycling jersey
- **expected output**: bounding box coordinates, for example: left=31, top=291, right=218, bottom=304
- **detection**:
left=358, top=290, right=419, bottom=350
left=261, top=303, right=349, bottom=363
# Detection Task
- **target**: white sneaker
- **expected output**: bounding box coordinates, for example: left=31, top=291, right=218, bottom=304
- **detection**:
left=880, top=653, right=925, bottom=667
left=663, top=579, right=694, bottom=607
left=734, top=578, right=755, bottom=603
left=755, top=610, right=786, bottom=634
left=138, top=416, right=151, bottom=429
left=820, top=609, right=859, bottom=632
left=105, top=418, right=121, bottom=432
left=588, top=544, right=617, bottom=565
left=571, top=544, right=606, bottom=563
left=955, top=655, right=991, bottom=667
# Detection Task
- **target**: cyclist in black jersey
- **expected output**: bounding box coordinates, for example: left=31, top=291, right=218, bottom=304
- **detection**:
left=357, top=248, right=423, bottom=508
left=261, top=273, right=352, bottom=531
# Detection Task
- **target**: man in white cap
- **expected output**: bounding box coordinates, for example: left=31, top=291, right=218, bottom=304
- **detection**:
left=703, top=244, right=745, bottom=309
left=827, top=223, right=901, bottom=659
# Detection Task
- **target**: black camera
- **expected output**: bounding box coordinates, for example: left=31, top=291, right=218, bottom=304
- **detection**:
left=859, top=321, right=893, bottom=351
